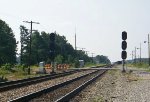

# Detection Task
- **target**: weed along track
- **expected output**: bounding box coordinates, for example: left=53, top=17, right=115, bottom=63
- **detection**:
left=0, top=69, right=98, bottom=102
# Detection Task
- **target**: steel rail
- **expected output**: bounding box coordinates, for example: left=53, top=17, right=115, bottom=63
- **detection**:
left=8, top=70, right=100, bottom=102
left=55, top=69, right=107, bottom=102
left=0, top=70, right=80, bottom=92
left=0, top=65, right=110, bottom=87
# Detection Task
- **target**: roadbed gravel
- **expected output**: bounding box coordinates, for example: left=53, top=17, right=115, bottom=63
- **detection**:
left=71, top=66, right=150, bottom=102
left=0, top=70, right=96, bottom=102
left=30, top=70, right=101, bottom=102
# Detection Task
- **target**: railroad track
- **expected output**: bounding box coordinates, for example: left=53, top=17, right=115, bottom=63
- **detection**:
left=0, top=70, right=80, bottom=92
left=0, top=65, right=109, bottom=91
left=0, top=69, right=98, bottom=102
left=7, top=69, right=107, bottom=102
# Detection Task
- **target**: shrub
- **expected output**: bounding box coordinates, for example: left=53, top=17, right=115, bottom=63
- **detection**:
left=131, top=62, right=149, bottom=69
left=1, top=63, right=12, bottom=70
left=15, top=64, right=26, bottom=71
left=74, top=60, right=80, bottom=68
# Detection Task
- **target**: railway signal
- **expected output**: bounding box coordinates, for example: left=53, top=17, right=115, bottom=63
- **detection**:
left=49, top=32, right=56, bottom=73
left=49, top=33, right=55, bottom=60
left=121, top=31, right=127, bottom=72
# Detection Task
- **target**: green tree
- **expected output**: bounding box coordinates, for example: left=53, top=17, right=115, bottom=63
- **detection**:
left=19, top=28, right=95, bottom=66
left=55, top=34, right=76, bottom=63
left=55, top=54, right=63, bottom=64
left=31, top=31, right=48, bottom=64
left=20, top=25, right=30, bottom=65
left=0, top=19, right=17, bottom=65
left=95, top=55, right=111, bottom=64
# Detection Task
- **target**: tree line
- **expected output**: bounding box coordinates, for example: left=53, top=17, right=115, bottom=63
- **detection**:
left=0, top=19, right=111, bottom=67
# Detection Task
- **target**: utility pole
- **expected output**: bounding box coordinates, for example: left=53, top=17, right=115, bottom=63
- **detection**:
left=144, top=34, right=150, bottom=66
left=131, top=51, right=134, bottom=63
left=135, top=47, right=137, bottom=64
left=148, top=34, right=150, bottom=66
left=75, top=27, right=77, bottom=50
left=23, top=21, right=39, bottom=74
left=91, top=53, right=94, bottom=63
left=137, top=43, right=142, bottom=63
left=140, top=43, right=141, bottom=63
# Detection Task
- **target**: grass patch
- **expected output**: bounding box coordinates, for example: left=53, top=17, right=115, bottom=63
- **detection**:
left=0, top=69, right=9, bottom=82
left=0, top=64, right=44, bottom=81
left=122, top=70, right=139, bottom=82
left=93, top=96, right=104, bottom=102
left=128, top=62, right=149, bottom=69
left=107, top=70, right=117, bottom=76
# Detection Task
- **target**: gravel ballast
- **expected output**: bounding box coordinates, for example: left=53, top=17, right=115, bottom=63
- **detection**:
left=0, top=70, right=96, bottom=102
left=30, top=70, right=102, bottom=102
left=72, top=66, right=150, bottom=102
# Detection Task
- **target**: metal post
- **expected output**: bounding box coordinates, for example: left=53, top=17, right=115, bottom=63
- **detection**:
left=140, top=43, right=141, bottom=63
left=122, top=59, right=126, bottom=72
left=148, top=34, right=150, bottom=66
left=28, top=21, right=32, bottom=75
left=52, top=31, right=56, bottom=74
left=91, top=53, right=94, bottom=63
left=51, top=61, right=55, bottom=74
left=135, top=47, right=136, bottom=64
left=132, top=51, right=134, bottom=63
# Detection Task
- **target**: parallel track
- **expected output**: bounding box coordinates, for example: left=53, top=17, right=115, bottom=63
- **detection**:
left=8, top=69, right=107, bottom=102
left=0, top=65, right=109, bottom=91
left=56, top=69, right=107, bottom=102
left=0, top=70, right=97, bottom=102
left=0, top=70, right=80, bottom=92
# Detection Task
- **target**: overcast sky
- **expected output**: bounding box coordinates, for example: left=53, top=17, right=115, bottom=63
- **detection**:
left=0, top=0, right=150, bottom=62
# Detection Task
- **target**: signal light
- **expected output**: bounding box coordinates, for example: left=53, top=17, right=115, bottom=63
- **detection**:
left=122, top=51, right=127, bottom=59
left=122, top=41, right=127, bottom=50
left=121, top=31, right=127, bottom=60
left=122, top=31, right=127, bottom=40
